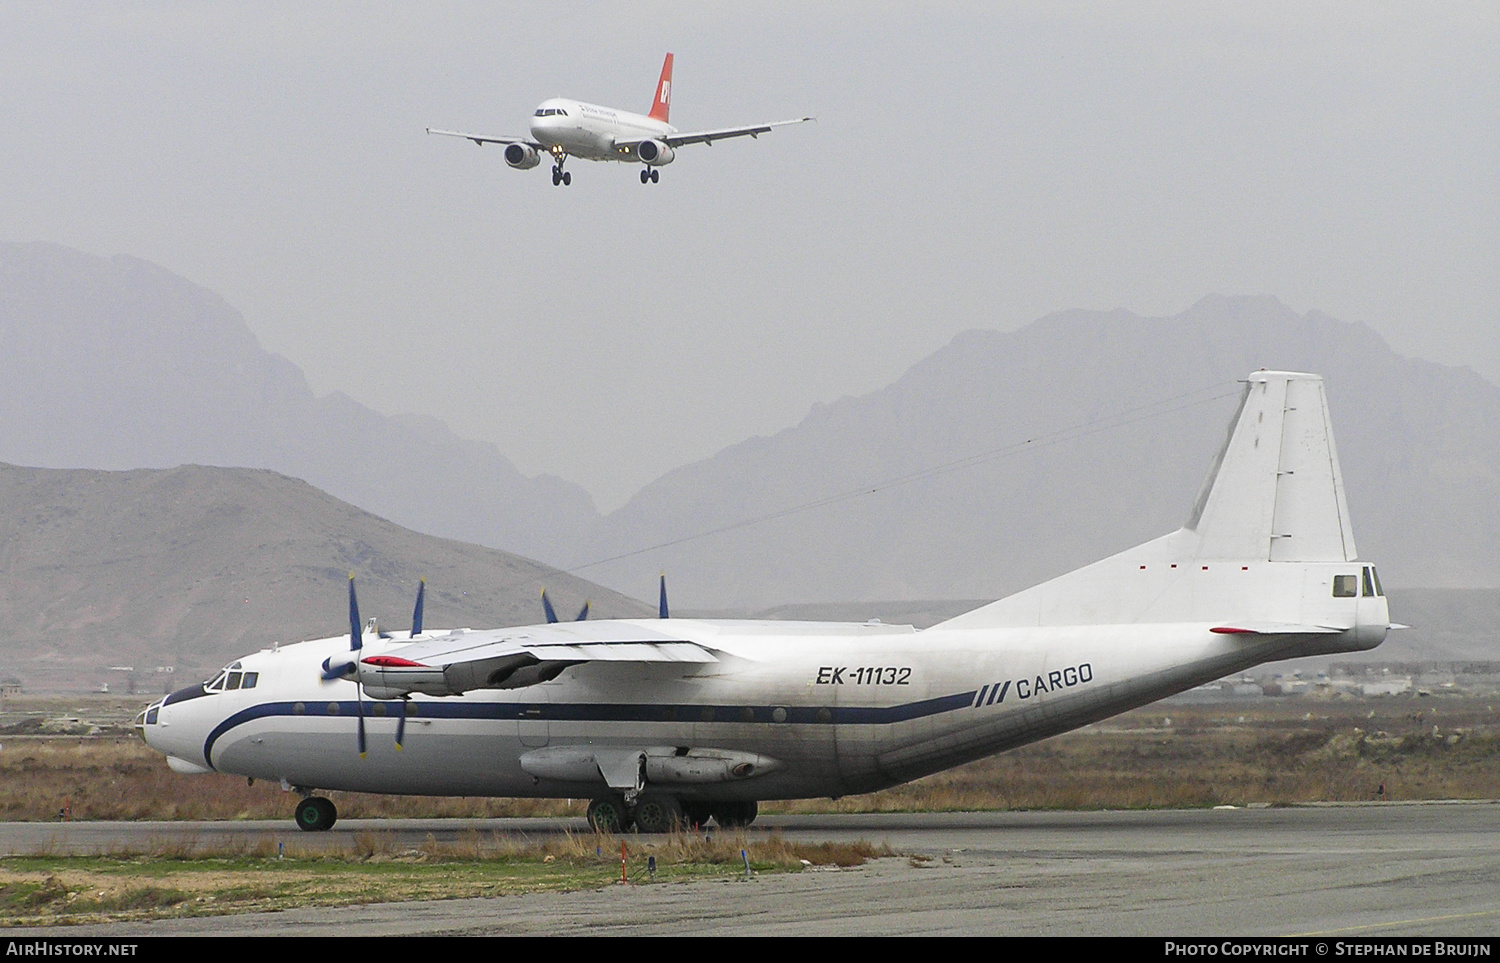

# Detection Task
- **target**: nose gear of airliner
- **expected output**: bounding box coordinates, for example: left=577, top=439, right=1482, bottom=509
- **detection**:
left=550, top=150, right=572, bottom=186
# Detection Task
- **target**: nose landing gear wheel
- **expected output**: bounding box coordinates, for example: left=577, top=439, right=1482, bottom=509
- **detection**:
left=294, top=796, right=337, bottom=832
left=586, top=796, right=633, bottom=834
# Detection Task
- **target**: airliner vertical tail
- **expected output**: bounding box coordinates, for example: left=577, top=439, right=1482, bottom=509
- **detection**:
left=649, top=53, right=674, bottom=122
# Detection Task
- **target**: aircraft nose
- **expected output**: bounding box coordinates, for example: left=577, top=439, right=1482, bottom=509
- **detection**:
left=136, top=699, right=167, bottom=751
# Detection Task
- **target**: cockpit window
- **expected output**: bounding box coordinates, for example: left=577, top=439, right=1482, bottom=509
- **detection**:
left=204, top=662, right=244, bottom=693
left=1332, top=574, right=1358, bottom=598
left=1370, top=567, right=1385, bottom=597
left=242, top=672, right=258, bottom=689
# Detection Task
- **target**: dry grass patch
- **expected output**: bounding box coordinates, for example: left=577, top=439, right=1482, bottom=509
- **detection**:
left=0, top=830, right=890, bottom=926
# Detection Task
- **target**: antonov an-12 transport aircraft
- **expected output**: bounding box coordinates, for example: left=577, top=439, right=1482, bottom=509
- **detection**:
left=426, top=53, right=812, bottom=185
left=138, top=372, right=1393, bottom=833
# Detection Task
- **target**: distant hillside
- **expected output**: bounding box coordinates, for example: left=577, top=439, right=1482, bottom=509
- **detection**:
left=0, top=242, right=600, bottom=566
left=0, top=464, right=651, bottom=689
left=577, top=296, right=1500, bottom=608
left=5, top=244, right=1495, bottom=616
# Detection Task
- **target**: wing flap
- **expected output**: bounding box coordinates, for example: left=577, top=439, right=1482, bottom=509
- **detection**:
left=357, top=622, right=718, bottom=698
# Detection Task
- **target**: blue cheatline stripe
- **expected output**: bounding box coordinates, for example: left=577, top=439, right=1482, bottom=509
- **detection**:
left=974, top=685, right=989, bottom=707
left=201, top=690, right=981, bottom=766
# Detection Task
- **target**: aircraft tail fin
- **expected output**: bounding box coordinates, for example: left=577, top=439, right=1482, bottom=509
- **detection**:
left=936, top=371, right=1384, bottom=645
left=649, top=53, right=673, bottom=122
left=1185, top=370, right=1356, bottom=563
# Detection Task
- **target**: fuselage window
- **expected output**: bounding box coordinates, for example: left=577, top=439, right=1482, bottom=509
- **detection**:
left=1332, top=574, right=1358, bottom=598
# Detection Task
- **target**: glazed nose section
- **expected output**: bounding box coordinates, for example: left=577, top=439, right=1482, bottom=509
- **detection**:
left=135, top=701, right=163, bottom=746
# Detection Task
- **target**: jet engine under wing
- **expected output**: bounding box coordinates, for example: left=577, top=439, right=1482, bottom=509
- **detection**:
left=425, top=127, right=543, bottom=149
left=656, top=117, right=814, bottom=148
left=357, top=622, right=718, bottom=699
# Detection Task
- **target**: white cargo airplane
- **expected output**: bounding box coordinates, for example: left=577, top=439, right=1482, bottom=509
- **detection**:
left=138, top=372, right=1393, bottom=833
left=426, top=53, right=812, bottom=185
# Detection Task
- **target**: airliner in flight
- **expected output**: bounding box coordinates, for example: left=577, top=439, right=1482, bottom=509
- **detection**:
left=137, top=372, right=1393, bottom=834
left=427, top=54, right=812, bottom=185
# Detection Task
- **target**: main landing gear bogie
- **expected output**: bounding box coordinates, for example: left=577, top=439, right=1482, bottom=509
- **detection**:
left=639, top=168, right=659, bottom=184
left=294, top=795, right=337, bottom=832
left=551, top=164, right=571, bottom=186
left=585, top=795, right=757, bottom=833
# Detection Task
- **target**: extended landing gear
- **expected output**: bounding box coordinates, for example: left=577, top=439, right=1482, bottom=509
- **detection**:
left=587, top=795, right=756, bottom=833
left=551, top=164, right=572, bottom=186
left=639, top=168, right=659, bottom=184
left=294, top=795, right=337, bottom=832
left=632, top=794, right=685, bottom=834
left=586, top=795, right=633, bottom=833
left=711, top=800, right=757, bottom=829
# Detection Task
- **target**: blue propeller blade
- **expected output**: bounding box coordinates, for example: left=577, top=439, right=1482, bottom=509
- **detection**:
left=395, top=703, right=407, bottom=750
left=542, top=589, right=559, bottom=624
left=575, top=600, right=590, bottom=622
left=320, top=657, right=357, bottom=681
left=659, top=573, right=669, bottom=619
left=411, top=579, right=426, bottom=636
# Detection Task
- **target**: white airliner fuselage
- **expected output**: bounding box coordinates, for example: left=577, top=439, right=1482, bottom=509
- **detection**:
left=528, top=98, right=672, bottom=162
left=427, top=54, right=812, bottom=186
left=139, top=372, right=1393, bottom=832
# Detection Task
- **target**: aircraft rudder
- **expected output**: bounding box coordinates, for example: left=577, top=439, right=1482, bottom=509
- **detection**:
left=649, top=53, right=673, bottom=122
left=1189, top=371, right=1356, bottom=563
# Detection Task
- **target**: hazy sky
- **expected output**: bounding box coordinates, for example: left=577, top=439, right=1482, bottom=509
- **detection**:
left=4, top=2, right=1495, bottom=511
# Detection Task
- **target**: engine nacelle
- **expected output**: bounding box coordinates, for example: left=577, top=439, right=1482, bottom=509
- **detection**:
left=504, top=143, right=541, bottom=170
left=637, top=140, right=676, bottom=166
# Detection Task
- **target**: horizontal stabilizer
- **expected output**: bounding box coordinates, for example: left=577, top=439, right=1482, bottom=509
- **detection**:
left=1209, top=622, right=1345, bottom=636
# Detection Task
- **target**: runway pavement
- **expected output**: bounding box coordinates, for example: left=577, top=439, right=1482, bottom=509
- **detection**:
left=5, top=802, right=1499, bottom=936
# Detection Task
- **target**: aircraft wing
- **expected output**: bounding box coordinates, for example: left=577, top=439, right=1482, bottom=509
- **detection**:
left=640, top=117, right=813, bottom=149
left=354, top=622, right=718, bottom=698
left=426, top=127, right=543, bottom=149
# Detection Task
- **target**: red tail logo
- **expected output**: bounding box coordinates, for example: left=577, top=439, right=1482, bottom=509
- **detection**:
left=649, top=53, right=673, bottom=122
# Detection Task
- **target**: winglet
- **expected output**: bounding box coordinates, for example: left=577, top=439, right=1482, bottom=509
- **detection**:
left=649, top=53, right=673, bottom=122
